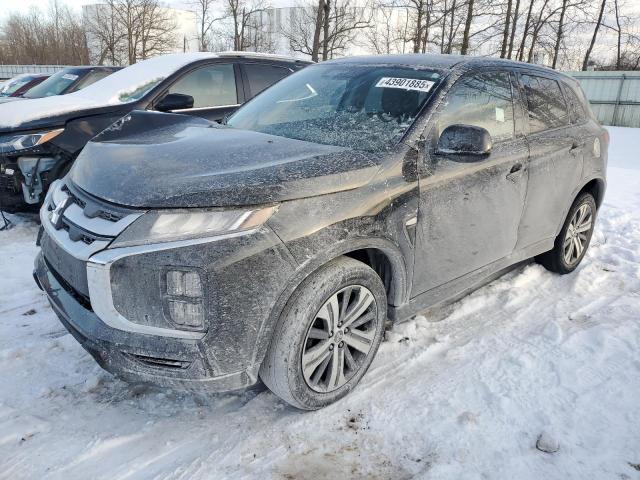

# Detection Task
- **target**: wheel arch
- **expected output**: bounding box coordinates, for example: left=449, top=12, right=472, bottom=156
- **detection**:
left=555, top=175, right=606, bottom=237
left=248, top=236, right=408, bottom=376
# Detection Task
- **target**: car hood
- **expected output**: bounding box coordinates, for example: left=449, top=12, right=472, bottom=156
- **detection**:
left=0, top=93, right=130, bottom=133
left=69, top=110, right=383, bottom=208
left=0, top=96, right=24, bottom=104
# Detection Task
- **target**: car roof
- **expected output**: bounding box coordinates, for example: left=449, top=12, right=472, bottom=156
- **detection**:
left=324, top=53, right=569, bottom=78
left=60, top=66, right=122, bottom=72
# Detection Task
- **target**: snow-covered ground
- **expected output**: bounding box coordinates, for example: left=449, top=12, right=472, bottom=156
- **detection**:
left=1, top=127, right=639, bottom=479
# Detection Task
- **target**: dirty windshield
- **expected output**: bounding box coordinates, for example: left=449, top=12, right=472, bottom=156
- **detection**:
left=227, top=64, right=441, bottom=151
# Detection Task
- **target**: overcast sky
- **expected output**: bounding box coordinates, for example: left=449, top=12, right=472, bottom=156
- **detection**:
left=0, top=0, right=193, bottom=19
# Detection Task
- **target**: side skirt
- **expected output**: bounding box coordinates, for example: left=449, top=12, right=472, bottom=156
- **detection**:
left=388, top=238, right=554, bottom=323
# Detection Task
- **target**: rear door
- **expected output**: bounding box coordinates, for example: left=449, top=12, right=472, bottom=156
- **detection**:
left=240, top=62, right=294, bottom=99
left=515, top=72, right=585, bottom=249
left=162, top=62, right=243, bottom=122
left=412, top=70, right=530, bottom=295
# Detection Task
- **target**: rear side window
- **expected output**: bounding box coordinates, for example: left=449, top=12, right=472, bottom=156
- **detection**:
left=168, top=64, right=237, bottom=108
left=439, top=71, right=515, bottom=142
left=68, top=70, right=113, bottom=93
left=562, top=83, right=587, bottom=124
left=245, top=64, right=291, bottom=97
left=521, top=74, right=569, bottom=133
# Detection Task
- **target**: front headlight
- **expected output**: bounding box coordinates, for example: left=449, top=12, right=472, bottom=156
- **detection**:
left=112, top=206, right=278, bottom=247
left=0, top=128, right=64, bottom=154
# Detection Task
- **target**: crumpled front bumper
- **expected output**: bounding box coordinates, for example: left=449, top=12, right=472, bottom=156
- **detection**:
left=34, top=251, right=257, bottom=392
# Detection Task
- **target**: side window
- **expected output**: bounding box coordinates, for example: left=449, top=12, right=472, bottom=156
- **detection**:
left=563, top=83, right=587, bottom=124
left=245, top=64, right=290, bottom=96
left=68, top=70, right=112, bottom=93
left=439, top=72, right=515, bottom=142
left=168, top=64, right=237, bottom=108
left=521, top=74, right=569, bottom=132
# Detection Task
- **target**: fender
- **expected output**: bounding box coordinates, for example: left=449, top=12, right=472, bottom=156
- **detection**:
left=246, top=235, right=408, bottom=379
left=554, top=175, right=606, bottom=237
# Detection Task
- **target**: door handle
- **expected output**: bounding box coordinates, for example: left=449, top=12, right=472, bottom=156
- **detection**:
left=506, top=163, right=523, bottom=182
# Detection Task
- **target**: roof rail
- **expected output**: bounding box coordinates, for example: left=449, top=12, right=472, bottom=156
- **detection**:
left=217, top=51, right=311, bottom=63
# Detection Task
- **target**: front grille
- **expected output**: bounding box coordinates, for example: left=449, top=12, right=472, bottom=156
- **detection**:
left=59, top=217, right=112, bottom=245
left=44, top=256, right=92, bottom=310
left=64, top=183, right=128, bottom=223
left=40, top=229, right=91, bottom=297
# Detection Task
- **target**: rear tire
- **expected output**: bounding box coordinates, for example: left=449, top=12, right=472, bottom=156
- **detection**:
left=536, top=192, right=597, bottom=274
left=260, top=256, right=387, bottom=410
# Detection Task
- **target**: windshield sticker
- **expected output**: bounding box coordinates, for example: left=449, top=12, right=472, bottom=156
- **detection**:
left=495, top=107, right=505, bottom=123
left=375, top=77, right=435, bottom=93
left=62, top=74, right=79, bottom=81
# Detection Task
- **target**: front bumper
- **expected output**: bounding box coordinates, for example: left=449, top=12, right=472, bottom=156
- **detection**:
left=35, top=250, right=258, bottom=392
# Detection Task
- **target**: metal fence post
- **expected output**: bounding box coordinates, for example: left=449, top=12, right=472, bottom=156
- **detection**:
left=612, top=74, right=626, bottom=127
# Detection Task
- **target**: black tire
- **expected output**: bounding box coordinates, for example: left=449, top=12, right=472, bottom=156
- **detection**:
left=260, top=256, right=387, bottom=410
left=536, top=192, right=597, bottom=274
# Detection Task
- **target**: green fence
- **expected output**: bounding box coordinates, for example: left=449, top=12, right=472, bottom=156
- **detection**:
left=567, top=71, right=640, bottom=128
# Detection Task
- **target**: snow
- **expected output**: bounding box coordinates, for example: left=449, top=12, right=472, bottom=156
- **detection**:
left=0, top=53, right=222, bottom=128
left=1, top=127, right=639, bottom=479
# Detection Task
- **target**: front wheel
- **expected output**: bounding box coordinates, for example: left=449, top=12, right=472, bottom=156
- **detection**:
left=260, top=256, right=387, bottom=410
left=536, top=192, right=597, bottom=274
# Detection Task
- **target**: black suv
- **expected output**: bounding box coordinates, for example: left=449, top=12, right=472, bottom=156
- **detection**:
left=0, top=53, right=309, bottom=212
left=34, top=54, right=607, bottom=410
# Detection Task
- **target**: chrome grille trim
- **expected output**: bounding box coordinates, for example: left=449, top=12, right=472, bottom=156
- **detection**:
left=41, top=180, right=144, bottom=261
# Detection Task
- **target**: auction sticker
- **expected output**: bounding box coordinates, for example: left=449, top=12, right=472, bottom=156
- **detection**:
left=375, top=77, right=435, bottom=93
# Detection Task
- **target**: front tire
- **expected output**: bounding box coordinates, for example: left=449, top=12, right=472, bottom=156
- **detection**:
left=260, top=256, right=387, bottom=410
left=536, top=192, right=597, bottom=274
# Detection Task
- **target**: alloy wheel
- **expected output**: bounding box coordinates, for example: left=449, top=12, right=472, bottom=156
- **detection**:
left=301, top=285, right=378, bottom=393
left=563, top=203, right=593, bottom=266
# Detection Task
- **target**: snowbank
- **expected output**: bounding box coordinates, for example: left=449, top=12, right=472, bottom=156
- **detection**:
left=0, top=127, right=639, bottom=479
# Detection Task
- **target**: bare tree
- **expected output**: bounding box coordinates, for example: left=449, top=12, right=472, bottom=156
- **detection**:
left=363, top=3, right=409, bottom=54
left=582, top=0, right=606, bottom=70
left=0, top=4, right=89, bottom=65
left=284, top=0, right=371, bottom=60
left=190, top=0, right=224, bottom=51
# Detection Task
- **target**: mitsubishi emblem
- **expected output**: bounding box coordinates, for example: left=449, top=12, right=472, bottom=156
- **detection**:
left=50, top=197, right=72, bottom=230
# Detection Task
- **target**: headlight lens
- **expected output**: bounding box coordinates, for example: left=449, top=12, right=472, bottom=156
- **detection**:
left=113, top=206, right=278, bottom=247
left=0, top=128, right=64, bottom=153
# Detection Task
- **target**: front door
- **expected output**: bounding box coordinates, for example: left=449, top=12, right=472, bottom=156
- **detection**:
left=162, top=63, right=241, bottom=122
left=412, top=71, right=529, bottom=295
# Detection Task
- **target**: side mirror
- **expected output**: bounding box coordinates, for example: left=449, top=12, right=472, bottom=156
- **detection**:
left=436, top=124, right=492, bottom=156
left=156, top=93, right=194, bottom=112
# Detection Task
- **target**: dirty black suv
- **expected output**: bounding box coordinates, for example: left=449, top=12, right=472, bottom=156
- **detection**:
left=34, top=54, right=607, bottom=410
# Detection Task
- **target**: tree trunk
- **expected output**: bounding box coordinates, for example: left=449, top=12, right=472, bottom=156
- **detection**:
left=551, top=0, right=568, bottom=69
left=322, top=0, right=330, bottom=60
left=440, top=0, right=447, bottom=53
left=500, top=0, right=513, bottom=58
left=517, top=0, right=534, bottom=61
left=614, top=0, right=621, bottom=70
left=582, top=0, right=606, bottom=71
left=446, top=0, right=456, bottom=53
left=413, top=0, right=423, bottom=53
left=311, top=0, right=324, bottom=61
left=507, top=0, right=520, bottom=58
left=422, top=1, right=431, bottom=53
left=460, top=0, right=474, bottom=55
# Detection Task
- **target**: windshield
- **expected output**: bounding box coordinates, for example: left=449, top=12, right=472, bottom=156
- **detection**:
left=227, top=64, right=441, bottom=151
left=23, top=69, right=83, bottom=98
left=0, top=76, right=35, bottom=96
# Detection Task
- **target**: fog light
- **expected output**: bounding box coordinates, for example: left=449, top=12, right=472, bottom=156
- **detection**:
left=167, top=300, right=204, bottom=329
left=165, top=270, right=205, bottom=330
left=166, top=270, right=202, bottom=297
